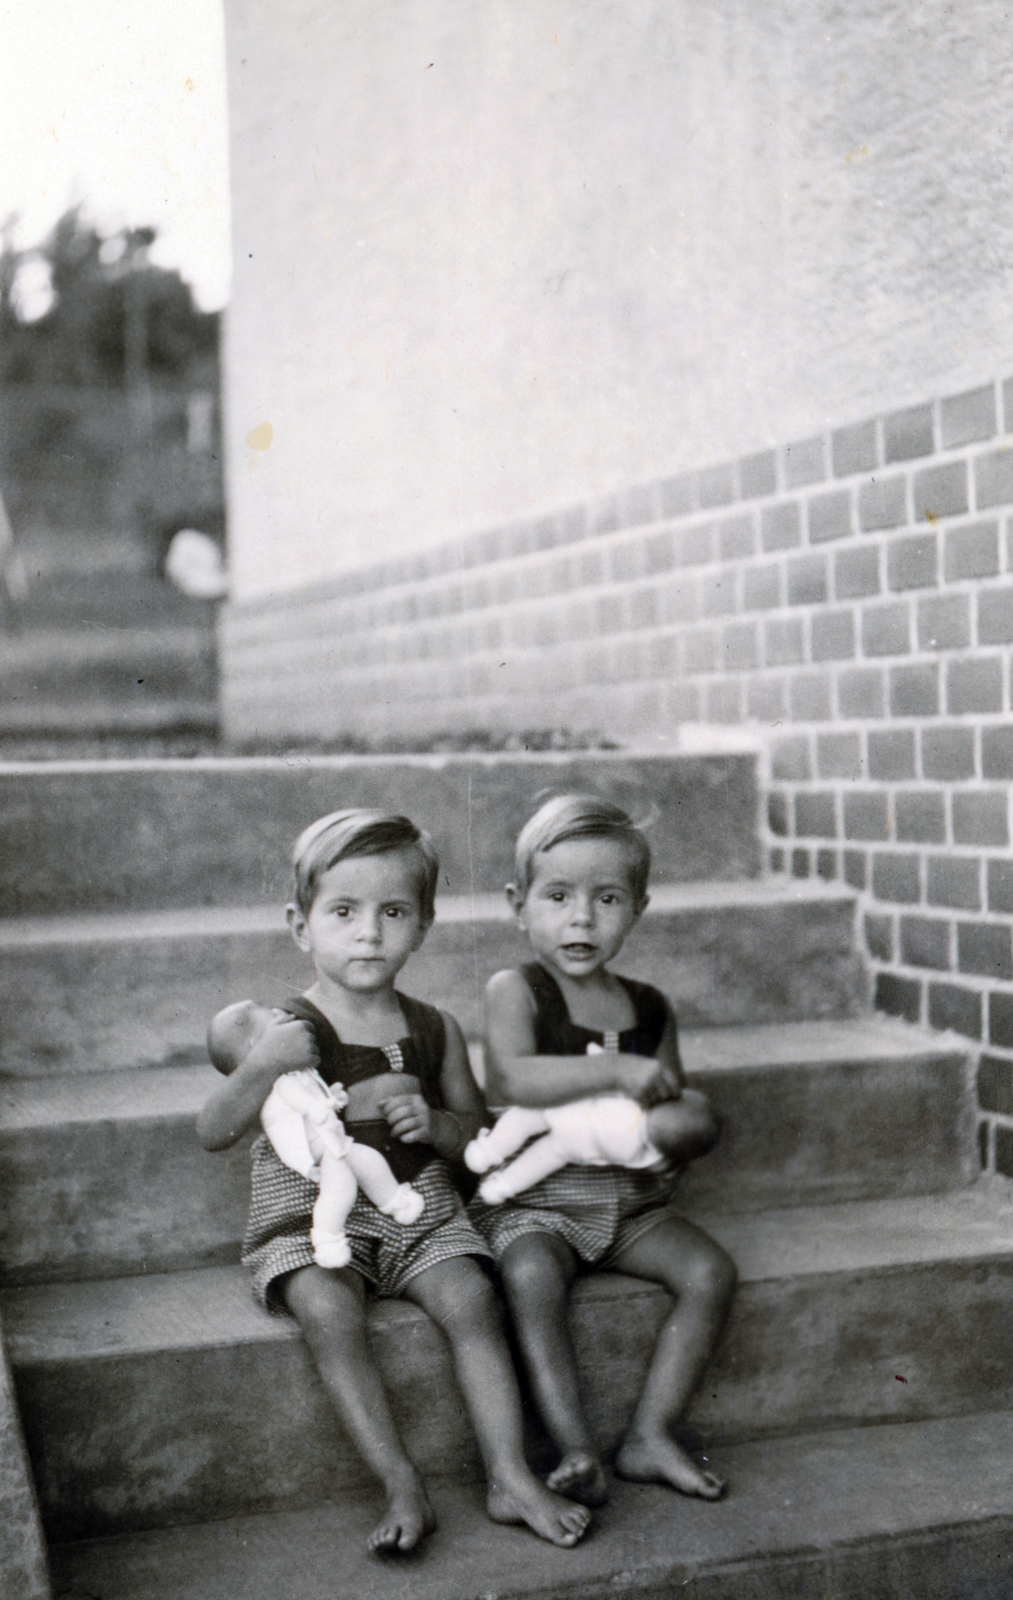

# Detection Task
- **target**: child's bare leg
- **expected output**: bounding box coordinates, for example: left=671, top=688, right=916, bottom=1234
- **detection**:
left=404, top=1256, right=591, bottom=1545
left=498, top=1232, right=609, bottom=1507
left=478, top=1132, right=570, bottom=1205
left=283, top=1264, right=436, bottom=1553
left=610, top=1216, right=736, bottom=1499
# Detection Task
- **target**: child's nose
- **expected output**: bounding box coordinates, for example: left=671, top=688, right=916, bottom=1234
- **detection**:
left=569, top=899, right=594, bottom=925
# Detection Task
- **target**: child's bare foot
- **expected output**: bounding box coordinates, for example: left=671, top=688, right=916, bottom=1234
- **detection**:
left=546, top=1449, right=610, bottom=1506
left=368, top=1472, right=437, bottom=1554
left=615, top=1434, right=725, bottom=1500
left=487, top=1470, right=592, bottom=1546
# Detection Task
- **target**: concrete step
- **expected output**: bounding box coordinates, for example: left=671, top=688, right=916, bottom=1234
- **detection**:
left=48, top=1413, right=1013, bottom=1600
left=0, top=628, right=217, bottom=705
left=6, top=1186, right=1012, bottom=1540
left=0, top=1019, right=972, bottom=1285
left=0, top=879, right=865, bottom=1075
left=0, top=698, right=219, bottom=739
left=0, top=751, right=759, bottom=917
left=12, top=569, right=217, bottom=631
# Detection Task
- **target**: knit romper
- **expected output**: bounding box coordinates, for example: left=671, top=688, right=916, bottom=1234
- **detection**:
left=242, top=992, right=491, bottom=1313
left=468, top=963, right=684, bottom=1267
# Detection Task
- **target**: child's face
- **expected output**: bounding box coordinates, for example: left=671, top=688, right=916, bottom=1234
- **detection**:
left=509, top=836, right=646, bottom=981
left=287, top=848, right=429, bottom=993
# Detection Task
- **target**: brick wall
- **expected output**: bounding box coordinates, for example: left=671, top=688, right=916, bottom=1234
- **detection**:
left=220, top=374, right=1013, bottom=1171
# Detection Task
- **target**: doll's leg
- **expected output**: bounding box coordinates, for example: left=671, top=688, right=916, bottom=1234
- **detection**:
left=345, top=1142, right=425, bottom=1223
left=478, top=1131, right=571, bottom=1205
left=464, top=1105, right=551, bottom=1174
left=310, top=1149, right=359, bottom=1269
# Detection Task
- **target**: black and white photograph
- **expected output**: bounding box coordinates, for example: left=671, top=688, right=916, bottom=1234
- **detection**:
left=1, top=4, right=1012, bottom=1597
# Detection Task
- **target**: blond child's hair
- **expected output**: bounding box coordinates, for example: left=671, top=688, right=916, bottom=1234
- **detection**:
left=511, top=794, right=651, bottom=903
left=290, top=809, right=440, bottom=921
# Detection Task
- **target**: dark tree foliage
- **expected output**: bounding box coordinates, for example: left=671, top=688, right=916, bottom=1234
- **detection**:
left=0, top=210, right=219, bottom=387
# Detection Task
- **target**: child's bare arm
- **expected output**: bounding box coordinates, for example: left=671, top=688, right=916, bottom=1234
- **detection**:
left=484, top=970, right=681, bottom=1109
left=197, top=1013, right=319, bottom=1151
left=656, top=1000, right=686, bottom=1094
left=380, top=1012, right=484, bottom=1158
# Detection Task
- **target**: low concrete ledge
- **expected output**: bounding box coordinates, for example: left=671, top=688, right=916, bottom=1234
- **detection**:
left=0, top=1307, right=51, bottom=1600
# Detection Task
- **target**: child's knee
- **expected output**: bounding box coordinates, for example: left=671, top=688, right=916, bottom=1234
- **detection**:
left=500, top=1235, right=572, bottom=1304
left=283, top=1261, right=366, bottom=1330
left=691, top=1241, right=737, bottom=1307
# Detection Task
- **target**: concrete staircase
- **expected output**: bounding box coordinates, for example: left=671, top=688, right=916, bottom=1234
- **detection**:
left=1, top=750, right=1011, bottom=1599
left=0, top=535, right=218, bottom=746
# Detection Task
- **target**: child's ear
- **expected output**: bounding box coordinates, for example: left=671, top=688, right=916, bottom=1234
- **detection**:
left=505, top=883, right=527, bottom=928
left=410, top=915, right=433, bottom=952
left=632, top=892, right=650, bottom=924
left=286, top=902, right=312, bottom=952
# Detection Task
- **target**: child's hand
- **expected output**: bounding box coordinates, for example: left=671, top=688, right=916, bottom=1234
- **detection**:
left=379, top=1093, right=432, bottom=1144
left=614, top=1053, right=681, bottom=1108
left=248, top=1012, right=320, bottom=1079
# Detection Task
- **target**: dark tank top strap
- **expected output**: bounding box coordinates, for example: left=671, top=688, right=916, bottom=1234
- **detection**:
left=394, top=992, right=447, bottom=1109
left=521, top=962, right=591, bottom=1054
left=615, top=975, right=672, bottom=1059
left=522, top=962, right=672, bottom=1059
left=278, top=995, right=345, bottom=1085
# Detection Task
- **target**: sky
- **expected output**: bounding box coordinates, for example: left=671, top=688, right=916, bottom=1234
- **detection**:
left=0, top=0, right=231, bottom=310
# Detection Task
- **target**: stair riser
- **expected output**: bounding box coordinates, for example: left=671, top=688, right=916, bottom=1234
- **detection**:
left=0, top=1120, right=252, bottom=1284
left=0, top=1052, right=973, bottom=1284
left=0, top=894, right=863, bottom=1075
left=0, top=652, right=216, bottom=706
left=13, top=1257, right=1013, bottom=1541
left=0, top=753, right=759, bottom=916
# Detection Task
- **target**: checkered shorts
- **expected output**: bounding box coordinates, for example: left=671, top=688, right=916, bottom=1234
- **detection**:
left=467, top=1161, right=683, bottom=1268
left=242, top=1134, right=492, bottom=1315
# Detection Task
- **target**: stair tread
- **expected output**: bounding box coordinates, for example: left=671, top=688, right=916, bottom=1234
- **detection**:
left=7, top=1186, right=1012, bottom=1364
left=0, top=1015, right=962, bottom=1124
left=50, top=1411, right=1013, bottom=1600
left=0, top=875, right=851, bottom=947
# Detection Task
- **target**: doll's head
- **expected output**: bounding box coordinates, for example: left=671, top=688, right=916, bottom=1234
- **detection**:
left=207, top=998, right=275, bottom=1076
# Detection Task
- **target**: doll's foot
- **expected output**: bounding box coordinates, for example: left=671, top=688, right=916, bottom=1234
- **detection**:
left=463, top=1129, right=498, bottom=1174
left=546, top=1449, right=610, bottom=1506
left=615, top=1432, right=726, bottom=1500
left=310, top=1228, right=352, bottom=1270
left=487, top=1468, right=591, bottom=1547
left=368, top=1470, right=437, bottom=1554
left=380, top=1183, right=425, bottom=1225
left=477, top=1170, right=515, bottom=1206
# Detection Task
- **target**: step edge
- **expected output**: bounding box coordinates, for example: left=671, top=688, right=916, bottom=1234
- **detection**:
left=0, top=876, right=855, bottom=948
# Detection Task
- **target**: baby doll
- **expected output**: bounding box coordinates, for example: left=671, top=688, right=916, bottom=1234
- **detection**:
left=465, top=1043, right=666, bottom=1205
left=209, top=1000, right=424, bottom=1269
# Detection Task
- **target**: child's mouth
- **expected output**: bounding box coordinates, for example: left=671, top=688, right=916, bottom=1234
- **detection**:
left=562, top=943, right=597, bottom=957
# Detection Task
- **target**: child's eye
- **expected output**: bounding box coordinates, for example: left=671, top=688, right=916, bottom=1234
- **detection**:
left=333, top=905, right=351, bottom=917
left=384, top=906, right=406, bottom=918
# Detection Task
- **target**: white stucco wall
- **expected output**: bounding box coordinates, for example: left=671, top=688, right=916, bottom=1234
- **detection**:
left=223, top=0, right=1013, bottom=602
